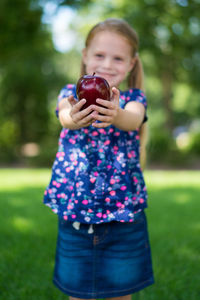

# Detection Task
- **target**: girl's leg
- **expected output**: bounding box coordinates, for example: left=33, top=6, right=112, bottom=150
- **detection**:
left=69, top=297, right=96, bottom=300
left=69, top=295, right=131, bottom=300
left=105, top=295, right=132, bottom=300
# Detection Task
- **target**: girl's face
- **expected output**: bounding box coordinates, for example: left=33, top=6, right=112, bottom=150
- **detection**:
left=82, top=31, right=136, bottom=88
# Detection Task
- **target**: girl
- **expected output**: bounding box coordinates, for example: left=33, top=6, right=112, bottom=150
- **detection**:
left=44, top=18, right=154, bottom=300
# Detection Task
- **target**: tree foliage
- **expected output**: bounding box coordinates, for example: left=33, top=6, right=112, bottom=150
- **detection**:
left=0, top=0, right=65, bottom=162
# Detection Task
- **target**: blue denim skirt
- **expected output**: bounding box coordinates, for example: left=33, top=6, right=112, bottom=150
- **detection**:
left=53, top=210, right=154, bottom=299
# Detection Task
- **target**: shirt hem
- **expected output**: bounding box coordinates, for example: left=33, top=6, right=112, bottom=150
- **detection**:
left=44, top=201, right=148, bottom=224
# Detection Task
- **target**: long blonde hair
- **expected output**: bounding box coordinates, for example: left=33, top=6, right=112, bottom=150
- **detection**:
left=81, top=18, right=148, bottom=168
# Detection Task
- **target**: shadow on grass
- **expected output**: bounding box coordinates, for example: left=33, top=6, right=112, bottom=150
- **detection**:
left=0, top=184, right=200, bottom=300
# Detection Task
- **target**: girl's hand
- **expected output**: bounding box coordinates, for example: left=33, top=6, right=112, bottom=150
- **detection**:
left=68, top=95, right=95, bottom=128
left=90, top=87, right=120, bottom=128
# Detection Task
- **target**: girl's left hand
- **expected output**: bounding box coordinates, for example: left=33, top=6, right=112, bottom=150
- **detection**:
left=91, top=87, right=120, bottom=128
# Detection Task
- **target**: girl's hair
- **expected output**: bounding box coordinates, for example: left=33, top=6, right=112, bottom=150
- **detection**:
left=81, top=18, right=144, bottom=90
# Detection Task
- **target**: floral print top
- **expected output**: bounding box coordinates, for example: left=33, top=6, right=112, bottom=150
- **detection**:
left=43, top=84, right=148, bottom=224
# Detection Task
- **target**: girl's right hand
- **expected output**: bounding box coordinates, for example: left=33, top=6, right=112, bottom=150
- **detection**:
left=68, top=95, right=96, bottom=128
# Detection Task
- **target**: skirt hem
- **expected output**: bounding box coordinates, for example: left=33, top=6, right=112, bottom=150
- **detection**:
left=53, top=276, right=154, bottom=299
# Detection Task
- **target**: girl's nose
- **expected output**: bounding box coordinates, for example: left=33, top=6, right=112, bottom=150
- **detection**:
left=102, top=57, right=112, bottom=69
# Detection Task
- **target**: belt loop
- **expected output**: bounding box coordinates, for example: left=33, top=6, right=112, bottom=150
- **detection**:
left=72, top=222, right=80, bottom=230
left=88, top=224, right=94, bottom=234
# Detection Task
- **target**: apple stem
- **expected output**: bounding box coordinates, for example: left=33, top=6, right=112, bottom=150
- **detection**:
left=93, top=72, right=96, bottom=76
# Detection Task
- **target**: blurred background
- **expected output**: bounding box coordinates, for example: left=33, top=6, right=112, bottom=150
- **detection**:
left=0, top=0, right=200, bottom=169
left=1, top=2, right=200, bottom=299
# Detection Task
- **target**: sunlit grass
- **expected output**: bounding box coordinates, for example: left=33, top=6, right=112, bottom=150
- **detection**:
left=0, top=169, right=200, bottom=300
left=145, top=170, right=200, bottom=187
left=0, top=168, right=50, bottom=189
left=12, top=216, right=34, bottom=232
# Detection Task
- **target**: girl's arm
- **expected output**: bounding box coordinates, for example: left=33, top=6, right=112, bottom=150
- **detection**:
left=139, top=123, right=148, bottom=170
left=58, top=95, right=95, bottom=129
left=112, top=101, right=145, bottom=131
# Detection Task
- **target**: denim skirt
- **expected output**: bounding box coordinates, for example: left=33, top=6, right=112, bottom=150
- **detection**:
left=53, top=210, right=154, bottom=299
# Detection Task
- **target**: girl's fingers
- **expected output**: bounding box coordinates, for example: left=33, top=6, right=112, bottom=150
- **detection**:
left=71, top=99, right=86, bottom=113
left=68, top=95, right=77, bottom=106
left=71, top=101, right=91, bottom=119
left=91, top=89, right=120, bottom=127
left=92, top=121, right=111, bottom=128
left=111, top=87, right=120, bottom=102
left=70, top=88, right=119, bottom=128
left=82, top=111, right=96, bottom=124
left=95, top=99, right=116, bottom=109
left=71, top=104, right=96, bottom=126
left=91, top=112, right=112, bottom=123
left=95, top=87, right=119, bottom=108
left=77, top=105, right=94, bottom=119
left=91, top=104, right=113, bottom=116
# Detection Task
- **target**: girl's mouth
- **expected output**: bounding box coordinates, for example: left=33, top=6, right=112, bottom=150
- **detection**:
left=96, top=72, right=115, bottom=79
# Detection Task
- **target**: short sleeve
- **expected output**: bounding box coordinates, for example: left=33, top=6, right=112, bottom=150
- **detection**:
left=128, top=89, right=147, bottom=108
left=55, top=84, right=77, bottom=118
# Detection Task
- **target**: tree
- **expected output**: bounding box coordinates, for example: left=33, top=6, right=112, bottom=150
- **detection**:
left=0, top=0, right=65, bottom=162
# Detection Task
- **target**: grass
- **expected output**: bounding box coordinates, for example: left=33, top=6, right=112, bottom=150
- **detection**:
left=0, top=169, right=200, bottom=300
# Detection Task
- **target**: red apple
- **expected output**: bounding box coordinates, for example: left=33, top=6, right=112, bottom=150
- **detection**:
left=76, top=73, right=110, bottom=111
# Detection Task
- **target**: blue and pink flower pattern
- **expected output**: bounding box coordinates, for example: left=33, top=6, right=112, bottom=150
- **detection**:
left=43, top=84, right=148, bottom=224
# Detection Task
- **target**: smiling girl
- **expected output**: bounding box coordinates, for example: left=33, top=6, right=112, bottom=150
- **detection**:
left=44, top=18, right=154, bottom=300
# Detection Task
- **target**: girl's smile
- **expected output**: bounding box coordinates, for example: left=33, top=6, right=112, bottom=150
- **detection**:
left=83, top=31, right=136, bottom=89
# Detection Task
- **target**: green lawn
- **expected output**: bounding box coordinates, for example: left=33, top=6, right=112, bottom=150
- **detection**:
left=0, top=169, right=200, bottom=300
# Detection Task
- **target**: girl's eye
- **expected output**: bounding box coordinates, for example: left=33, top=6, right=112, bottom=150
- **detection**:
left=95, top=54, right=103, bottom=58
left=115, top=57, right=123, bottom=61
